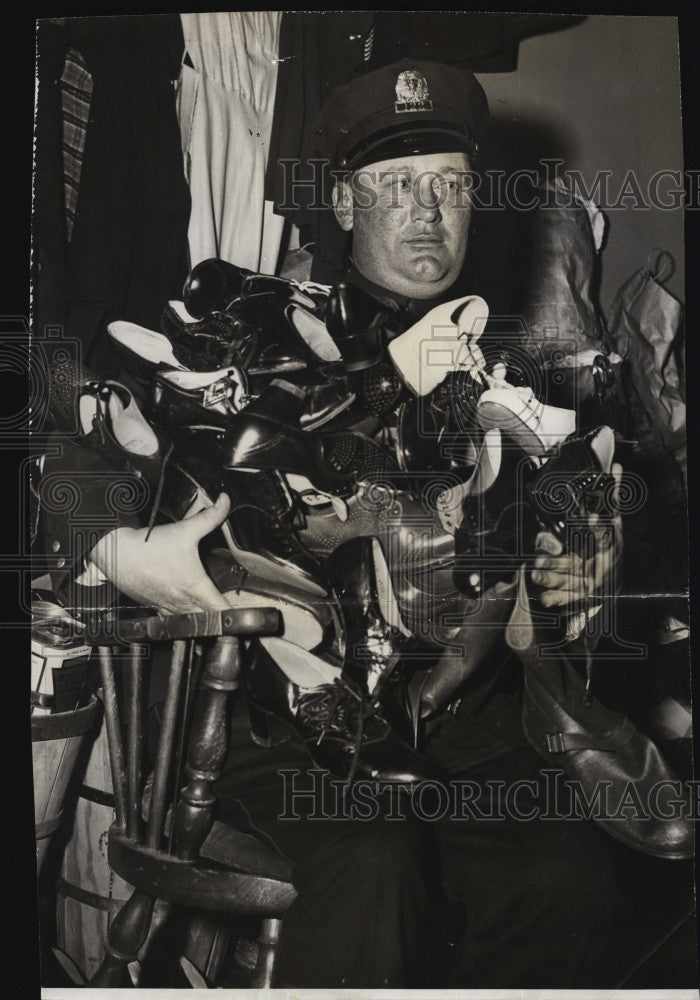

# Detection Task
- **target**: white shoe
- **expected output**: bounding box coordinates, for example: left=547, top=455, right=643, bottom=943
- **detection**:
left=108, top=319, right=186, bottom=369
left=388, top=295, right=489, bottom=396
left=476, top=385, right=576, bottom=456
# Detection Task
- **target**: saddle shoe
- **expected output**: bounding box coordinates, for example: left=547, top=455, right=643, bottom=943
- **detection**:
left=476, top=383, right=577, bottom=457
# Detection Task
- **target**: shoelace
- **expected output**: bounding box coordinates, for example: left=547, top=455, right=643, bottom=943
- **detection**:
left=86, top=379, right=112, bottom=446
left=299, top=678, right=382, bottom=785
left=144, top=441, right=175, bottom=542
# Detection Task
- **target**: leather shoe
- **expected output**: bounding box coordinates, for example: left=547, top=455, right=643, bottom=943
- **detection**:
left=246, top=638, right=440, bottom=784
left=324, top=536, right=411, bottom=696
left=161, top=300, right=259, bottom=370
left=525, top=425, right=616, bottom=554
left=325, top=282, right=404, bottom=370
left=221, top=389, right=400, bottom=495
left=521, top=638, right=693, bottom=860
left=150, top=366, right=248, bottom=435
left=204, top=547, right=335, bottom=651
left=183, top=258, right=252, bottom=317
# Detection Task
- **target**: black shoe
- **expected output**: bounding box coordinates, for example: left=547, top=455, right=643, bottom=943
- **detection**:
left=183, top=258, right=252, bottom=317
left=395, top=394, right=448, bottom=473
left=183, top=258, right=322, bottom=318
left=349, top=360, right=406, bottom=418
left=453, top=437, right=537, bottom=599
left=324, top=536, right=411, bottom=696
left=229, top=293, right=338, bottom=374
left=525, top=425, right=616, bottom=555
left=161, top=301, right=259, bottom=370
left=299, top=377, right=357, bottom=431
left=246, top=639, right=439, bottom=784
left=221, top=383, right=400, bottom=495
left=325, top=282, right=404, bottom=370
left=150, top=366, right=248, bottom=435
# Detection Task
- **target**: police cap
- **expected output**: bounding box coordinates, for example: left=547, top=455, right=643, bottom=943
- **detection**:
left=317, top=59, right=489, bottom=172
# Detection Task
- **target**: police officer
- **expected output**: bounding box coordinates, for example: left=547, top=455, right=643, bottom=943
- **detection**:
left=310, top=59, right=627, bottom=988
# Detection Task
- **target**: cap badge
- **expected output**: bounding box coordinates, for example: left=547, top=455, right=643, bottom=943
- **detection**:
left=394, top=70, right=433, bottom=114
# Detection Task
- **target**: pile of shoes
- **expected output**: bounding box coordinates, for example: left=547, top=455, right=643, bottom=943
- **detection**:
left=44, top=257, right=614, bottom=786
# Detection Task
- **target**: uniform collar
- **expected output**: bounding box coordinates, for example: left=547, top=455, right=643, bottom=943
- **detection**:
left=345, top=265, right=447, bottom=320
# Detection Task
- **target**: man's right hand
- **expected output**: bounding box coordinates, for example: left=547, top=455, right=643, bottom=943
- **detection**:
left=89, top=493, right=232, bottom=614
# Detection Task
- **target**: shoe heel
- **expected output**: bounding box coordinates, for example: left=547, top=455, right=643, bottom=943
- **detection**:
left=248, top=703, right=291, bottom=749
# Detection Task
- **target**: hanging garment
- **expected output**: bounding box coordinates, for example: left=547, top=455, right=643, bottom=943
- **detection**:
left=263, top=13, right=375, bottom=284
left=59, top=15, right=190, bottom=376
left=60, top=46, right=93, bottom=242
left=608, top=250, right=686, bottom=483
left=177, top=12, right=283, bottom=273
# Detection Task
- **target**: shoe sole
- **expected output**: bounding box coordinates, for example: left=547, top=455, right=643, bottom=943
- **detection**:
left=300, top=392, right=357, bottom=431
left=477, top=400, right=548, bottom=456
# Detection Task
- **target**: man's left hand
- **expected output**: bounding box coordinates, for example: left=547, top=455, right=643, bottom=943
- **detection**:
left=530, top=462, right=623, bottom=611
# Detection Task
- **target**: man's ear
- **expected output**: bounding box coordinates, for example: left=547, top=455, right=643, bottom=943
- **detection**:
left=332, top=179, right=354, bottom=232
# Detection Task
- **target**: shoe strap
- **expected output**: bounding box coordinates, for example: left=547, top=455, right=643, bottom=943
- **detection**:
left=544, top=717, right=636, bottom=754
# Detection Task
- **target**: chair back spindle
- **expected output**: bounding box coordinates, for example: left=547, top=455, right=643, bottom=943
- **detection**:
left=97, top=646, right=127, bottom=830
left=145, top=639, right=188, bottom=850
left=125, top=644, right=145, bottom=842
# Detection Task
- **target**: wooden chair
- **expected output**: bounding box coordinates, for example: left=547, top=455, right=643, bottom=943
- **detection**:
left=84, top=607, right=297, bottom=988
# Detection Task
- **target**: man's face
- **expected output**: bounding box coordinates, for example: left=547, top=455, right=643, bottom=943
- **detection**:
left=334, top=151, right=472, bottom=300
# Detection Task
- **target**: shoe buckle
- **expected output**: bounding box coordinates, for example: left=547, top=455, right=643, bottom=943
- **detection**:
left=546, top=732, right=566, bottom=754
left=203, top=370, right=243, bottom=408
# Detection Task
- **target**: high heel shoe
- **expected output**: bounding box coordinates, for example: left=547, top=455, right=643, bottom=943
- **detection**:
left=47, top=360, right=209, bottom=526
left=245, top=638, right=440, bottom=784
